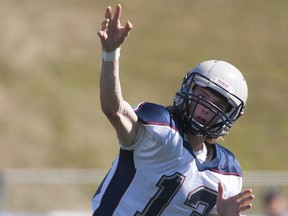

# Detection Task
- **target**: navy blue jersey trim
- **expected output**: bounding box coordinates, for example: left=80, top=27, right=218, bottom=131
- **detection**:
left=209, top=168, right=242, bottom=177
left=93, top=149, right=136, bottom=216
left=183, top=141, right=242, bottom=177
left=135, top=102, right=179, bottom=132
left=212, top=144, right=242, bottom=177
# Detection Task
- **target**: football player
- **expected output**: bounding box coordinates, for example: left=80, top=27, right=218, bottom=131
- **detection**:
left=93, top=4, right=254, bottom=216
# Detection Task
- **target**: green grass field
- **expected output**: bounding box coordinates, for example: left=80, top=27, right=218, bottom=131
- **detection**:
left=0, top=0, right=288, bottom=213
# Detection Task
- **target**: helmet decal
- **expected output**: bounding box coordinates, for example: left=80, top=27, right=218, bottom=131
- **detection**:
left=210, top=77, right=234, bottom=94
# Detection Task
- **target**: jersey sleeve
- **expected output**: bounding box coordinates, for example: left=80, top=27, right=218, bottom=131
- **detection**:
left=120, top=102, right=180, bottom=168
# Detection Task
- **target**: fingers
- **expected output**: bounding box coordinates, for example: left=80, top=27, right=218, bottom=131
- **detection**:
left=121, top=21, right=133, bottom=38
left=237, top=190, right=254, bottom=207
left=216, top=182, right=254, bottom=215
left=101, top=4, right=131, bottom=32
left=97, top=19, right=109, bottom=40
left=236, top=188, right=254, bottom=214
left=98, top=4, right=133, bottom=51
left=103, top=5, right=122, bottom=32
left=100, top=19, right=109, bottom=32
left=235, top=189, right=254, bottom=201
left=105, top=6, right=112, bottom=20
left=124, top=21, right=133, bottom=32
left=98, top=6, right=111, bottom=41
left=113, top=4, right=121, bottom=22
left=240, top=203, right=253, bottom=212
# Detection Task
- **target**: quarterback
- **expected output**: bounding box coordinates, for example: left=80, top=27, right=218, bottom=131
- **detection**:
left=92, top=4, right=254, bottom=216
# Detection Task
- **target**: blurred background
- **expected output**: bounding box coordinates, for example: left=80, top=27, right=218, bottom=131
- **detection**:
left=0, top=0, right=287, bottom=215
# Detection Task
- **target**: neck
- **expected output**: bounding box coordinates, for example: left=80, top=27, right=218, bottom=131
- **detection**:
left=188, top=133, right=206, bottom=151
left=189, top=133, right=215, bottom=162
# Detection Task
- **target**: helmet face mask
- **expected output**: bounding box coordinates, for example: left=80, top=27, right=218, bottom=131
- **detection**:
left=173, top=60, right=248, bottom=137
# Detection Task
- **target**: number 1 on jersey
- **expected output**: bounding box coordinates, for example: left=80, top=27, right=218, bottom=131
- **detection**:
left=135, top=173, right=185, bottom=216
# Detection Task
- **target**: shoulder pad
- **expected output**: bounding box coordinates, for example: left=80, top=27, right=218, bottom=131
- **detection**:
left=134, top=102, right=173, bottom=126
left=198, top=144, right=242, bottom=177
left=213, top=144, right=242, bottom=176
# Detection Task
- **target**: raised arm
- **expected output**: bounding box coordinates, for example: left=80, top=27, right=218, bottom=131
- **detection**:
left=97, top=5, right=139, bottom=147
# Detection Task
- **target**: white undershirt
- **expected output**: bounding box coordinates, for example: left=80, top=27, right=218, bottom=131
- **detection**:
left=193, top=143, right=208, bottom=164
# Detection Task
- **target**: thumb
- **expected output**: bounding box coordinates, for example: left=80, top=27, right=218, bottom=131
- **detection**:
left=125, top=21, right=133, bottom=32
left=217, top=182, right=225, bottom=200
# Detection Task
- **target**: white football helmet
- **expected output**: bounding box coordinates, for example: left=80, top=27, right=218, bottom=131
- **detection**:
left=173, top=60, right=248, bottom=137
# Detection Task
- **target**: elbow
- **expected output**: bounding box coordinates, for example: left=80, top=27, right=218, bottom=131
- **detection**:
left=101, top=104, right=121, bottom=121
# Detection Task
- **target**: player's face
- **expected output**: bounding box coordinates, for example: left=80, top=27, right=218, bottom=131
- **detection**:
left=190, top=86, right=231, bottom=126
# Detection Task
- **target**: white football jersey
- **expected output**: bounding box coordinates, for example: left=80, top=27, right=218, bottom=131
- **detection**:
left=92, top=102, right=242, bottom=216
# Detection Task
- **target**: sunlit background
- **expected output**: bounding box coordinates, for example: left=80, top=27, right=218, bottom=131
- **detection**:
left=0, top=0, right=287, bottom=215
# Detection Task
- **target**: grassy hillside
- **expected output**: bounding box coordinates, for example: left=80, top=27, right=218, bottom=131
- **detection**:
left=1, top=0, right=288, bottom=213
left=1, top=0, right=287, bottom=170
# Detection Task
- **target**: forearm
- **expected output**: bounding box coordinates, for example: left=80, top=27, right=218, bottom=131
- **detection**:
left=100, top=59, right=123, bottom=117
left=99, top=56, right=139, bottom=146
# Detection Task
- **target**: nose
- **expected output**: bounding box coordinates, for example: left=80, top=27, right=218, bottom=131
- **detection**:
left=200, top=105, right=211, bottom=116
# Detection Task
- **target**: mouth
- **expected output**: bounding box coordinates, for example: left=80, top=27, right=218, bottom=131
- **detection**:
left=193, top=116, right=207, bottom=125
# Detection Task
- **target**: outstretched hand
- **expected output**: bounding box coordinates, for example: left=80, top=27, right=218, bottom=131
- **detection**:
left=217, top=182, right=254, bottom=216
left=98, top=4, right=133, bottom=52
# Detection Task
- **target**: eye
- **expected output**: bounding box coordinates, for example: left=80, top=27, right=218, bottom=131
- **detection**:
left=197, top=93, right=207, bottom=99
left=194, top=90, right=208, bottom=99
left=215, top=102, right=230, bottom=113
